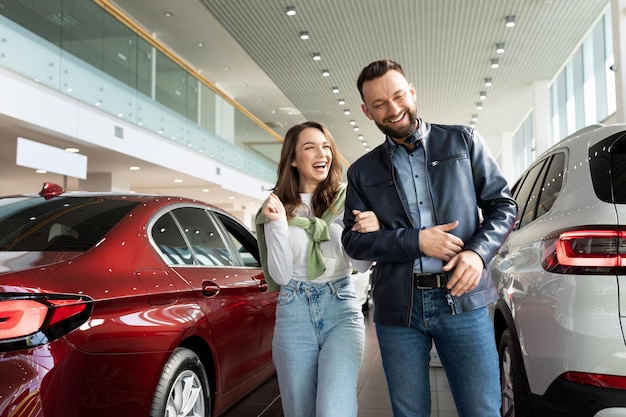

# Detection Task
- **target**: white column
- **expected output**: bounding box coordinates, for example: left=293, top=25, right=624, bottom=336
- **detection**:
left=500, top=131, right=515, bottom=185
left=532, top=80, right=551, bottom=155
left=611, top=0, right=626, bottom=123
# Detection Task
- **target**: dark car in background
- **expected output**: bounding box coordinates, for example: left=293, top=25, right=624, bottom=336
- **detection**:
left=0, top=183, right=277, bottom=417
left=490, top=124, right=626, bottom=417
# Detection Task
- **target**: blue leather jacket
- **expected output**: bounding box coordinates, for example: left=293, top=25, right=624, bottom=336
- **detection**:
left=342, top=121, right=517, bottom=327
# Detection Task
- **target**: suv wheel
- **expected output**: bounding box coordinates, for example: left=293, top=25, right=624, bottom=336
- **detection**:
left=499, top=329, right=532, bottom=417
left=150, top=347, right=211, bottom=417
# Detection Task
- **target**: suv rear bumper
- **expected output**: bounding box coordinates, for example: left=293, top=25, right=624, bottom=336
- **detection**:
left=531, top=378, right=626, bottom=417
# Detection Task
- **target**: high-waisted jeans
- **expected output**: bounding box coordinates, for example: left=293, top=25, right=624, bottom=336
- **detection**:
left=272, top=277, right=365, bottom=417
left=375, top=288, right=500, bottom=417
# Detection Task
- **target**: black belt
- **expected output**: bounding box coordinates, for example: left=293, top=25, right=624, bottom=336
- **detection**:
left=413, top=273, right=447, bottom=289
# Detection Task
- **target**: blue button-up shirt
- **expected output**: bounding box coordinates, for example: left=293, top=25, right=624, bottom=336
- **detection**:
left=387, top=124, right=443, bottom=274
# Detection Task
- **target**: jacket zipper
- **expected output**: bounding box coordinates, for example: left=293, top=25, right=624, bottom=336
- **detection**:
left=388, top=154, right=417, bottom=326
left=424, top=146, right=457, bottom=315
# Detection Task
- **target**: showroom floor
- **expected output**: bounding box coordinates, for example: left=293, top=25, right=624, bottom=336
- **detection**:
left=222, top=304, right=460, bottom=417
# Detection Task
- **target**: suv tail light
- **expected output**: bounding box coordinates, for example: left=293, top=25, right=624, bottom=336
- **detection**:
left=542, top=228, right=626, bottom=274
left=561, top=371, right=626, bottom=389
left=0, top=294, right=93, bottom=351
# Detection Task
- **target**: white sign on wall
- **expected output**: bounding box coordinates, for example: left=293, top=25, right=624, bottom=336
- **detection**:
left=16, top=137, right=88, bottom=179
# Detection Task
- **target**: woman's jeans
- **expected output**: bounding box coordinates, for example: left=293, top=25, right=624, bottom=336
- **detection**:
left=375, top=288, right=500, bottom=417
left=272, top=277, right=365, bottom=417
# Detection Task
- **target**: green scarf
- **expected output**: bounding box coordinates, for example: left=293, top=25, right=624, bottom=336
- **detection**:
left=255, top=185, right=346, bottom=292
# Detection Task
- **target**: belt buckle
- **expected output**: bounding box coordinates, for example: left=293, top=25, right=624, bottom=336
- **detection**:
left=415, top=273, right=443, bottom=290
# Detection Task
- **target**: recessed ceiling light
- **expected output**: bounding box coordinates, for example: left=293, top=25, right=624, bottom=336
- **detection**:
left=338, top=99, right=346, bottom=105
left=505, top=15, right=516, bottom=28
left=197, top=42, right=205, bottom=47
left=164, top=11, right=173, bottom=17
left=349, top=120, right=356, bottom=125
left=358, top=135, right=364, bottom=140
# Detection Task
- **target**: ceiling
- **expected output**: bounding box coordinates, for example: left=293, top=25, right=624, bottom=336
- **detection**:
left=0, top=0, right=610, bottom=212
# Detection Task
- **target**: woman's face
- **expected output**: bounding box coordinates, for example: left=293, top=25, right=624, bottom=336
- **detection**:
left=291, top=127, right=333, bottom=193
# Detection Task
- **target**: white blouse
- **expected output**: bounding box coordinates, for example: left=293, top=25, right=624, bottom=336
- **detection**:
left=264, top=193, right=371, bottom=286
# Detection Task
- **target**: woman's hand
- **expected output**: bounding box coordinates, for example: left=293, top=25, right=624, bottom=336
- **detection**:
left=262, top=193, right=286, bottom=221
left=351, top=209, right=380, bottom=233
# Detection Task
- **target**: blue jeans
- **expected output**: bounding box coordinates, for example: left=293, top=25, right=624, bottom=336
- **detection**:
left=375, top=288, right=500, bottom=417
left=272, top=277, right=365, bottom=417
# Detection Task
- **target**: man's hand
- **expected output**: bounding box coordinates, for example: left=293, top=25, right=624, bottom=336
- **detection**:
left=443, top=250, right=484, bottom=296
left=419, top=221, right=464, bottom=261
left=351, top=209, right=380, bottom=233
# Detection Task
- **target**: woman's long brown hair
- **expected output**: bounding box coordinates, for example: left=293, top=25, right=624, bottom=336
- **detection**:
left=272, top=121, right=342, bottom=218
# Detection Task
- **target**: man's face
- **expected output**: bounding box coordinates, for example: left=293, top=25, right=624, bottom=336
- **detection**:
left=360, top=70, right=418, bottom=140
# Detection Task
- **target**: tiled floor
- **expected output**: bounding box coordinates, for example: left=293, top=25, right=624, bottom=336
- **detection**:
left=221, top=303, right=459, bottom=417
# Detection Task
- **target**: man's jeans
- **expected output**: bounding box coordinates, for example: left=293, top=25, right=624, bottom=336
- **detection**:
left=376, top=288, right=500, bottom=417
left=272, top=277, right=365, bottom=417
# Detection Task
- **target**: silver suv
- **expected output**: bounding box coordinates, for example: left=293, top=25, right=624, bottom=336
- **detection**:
left=490, top=124, right=626, bottom=417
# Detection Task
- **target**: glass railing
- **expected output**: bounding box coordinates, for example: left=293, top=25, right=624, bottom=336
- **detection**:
left=0, top=1, right=279, bottom=184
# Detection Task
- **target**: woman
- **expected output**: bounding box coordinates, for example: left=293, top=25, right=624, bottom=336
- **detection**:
left=255, top=121, right=378, bottom=417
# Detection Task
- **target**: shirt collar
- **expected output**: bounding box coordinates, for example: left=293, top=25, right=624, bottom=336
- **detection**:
left=385, top=118, right=430, bottom=155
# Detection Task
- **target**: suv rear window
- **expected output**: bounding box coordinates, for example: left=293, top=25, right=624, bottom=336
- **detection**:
left=589, top=131, right=626, bottom=204
left=0, top=197, right=137, bottom=251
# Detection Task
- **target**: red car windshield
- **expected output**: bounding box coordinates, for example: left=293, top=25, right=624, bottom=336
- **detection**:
left=0, top=196, right=138, bottom=251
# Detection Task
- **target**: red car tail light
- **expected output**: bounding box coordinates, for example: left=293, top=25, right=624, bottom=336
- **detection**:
left=0, top=294, right=93, bottom=351
left=561, top=371, right=626, bottom=390
left=0, top=299, right=48, bottom=338
left=542, top=228, right=626, bottom=274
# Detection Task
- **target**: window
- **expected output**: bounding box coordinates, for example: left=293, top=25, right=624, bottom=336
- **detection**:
left=215, top=212, right=261, bottom=268
left=0, top=197, right=137, bottom=251
left=535, top=153, right=566, bottom=218
left=589, top=131, right=626, bottom=203
left=513, top=160, right=547, bottom=230
left=170, top=207, right=234, bottom=266
left=151, top=212, right=193, bottom=265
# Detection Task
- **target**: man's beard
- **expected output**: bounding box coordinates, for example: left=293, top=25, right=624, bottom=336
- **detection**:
left=374, top=108, right=419, bottom=141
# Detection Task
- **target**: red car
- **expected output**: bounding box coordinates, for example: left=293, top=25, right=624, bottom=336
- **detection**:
left=0, top=183, right=277, bottom=417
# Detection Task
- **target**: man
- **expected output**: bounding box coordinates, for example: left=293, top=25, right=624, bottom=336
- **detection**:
left=342, top=59, right=517, bottom=417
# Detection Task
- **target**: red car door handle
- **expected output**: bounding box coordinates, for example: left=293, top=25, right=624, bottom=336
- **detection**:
left=202, top=282, right=220, bottom=297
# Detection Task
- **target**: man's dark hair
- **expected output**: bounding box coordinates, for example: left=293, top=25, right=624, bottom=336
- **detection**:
left=357, top=60, right=407, bottom=100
